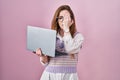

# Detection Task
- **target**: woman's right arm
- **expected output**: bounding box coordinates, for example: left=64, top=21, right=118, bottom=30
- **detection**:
left=35, top=48, right=49, bottom=66
left=39, top=55, right=49, bottom=66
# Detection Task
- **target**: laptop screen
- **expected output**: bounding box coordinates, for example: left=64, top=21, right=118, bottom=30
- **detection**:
left=27, top=25, right=56, bottom=57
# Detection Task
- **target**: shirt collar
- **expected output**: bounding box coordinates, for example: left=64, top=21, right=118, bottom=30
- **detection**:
left=57, top=33, right=63, bottom=41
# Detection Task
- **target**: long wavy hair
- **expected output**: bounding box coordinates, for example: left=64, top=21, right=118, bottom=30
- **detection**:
left=51, top=5, right=77, bottom=38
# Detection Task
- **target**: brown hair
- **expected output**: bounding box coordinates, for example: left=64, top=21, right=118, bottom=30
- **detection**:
left=51, top=5, right=77, bottom=38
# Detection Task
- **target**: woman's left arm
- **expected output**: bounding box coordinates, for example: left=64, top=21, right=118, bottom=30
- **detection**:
left=63, top=32, right=84, bottom=54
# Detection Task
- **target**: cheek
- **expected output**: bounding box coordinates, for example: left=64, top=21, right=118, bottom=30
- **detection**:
left=58, top=22, right=64, bottom=29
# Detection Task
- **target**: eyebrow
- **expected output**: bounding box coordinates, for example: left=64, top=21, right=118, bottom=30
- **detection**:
left=57, top=16, right=63, bottom=19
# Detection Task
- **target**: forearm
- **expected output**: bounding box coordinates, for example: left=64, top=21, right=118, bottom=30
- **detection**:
left=63, top=32, right=84, bottom=54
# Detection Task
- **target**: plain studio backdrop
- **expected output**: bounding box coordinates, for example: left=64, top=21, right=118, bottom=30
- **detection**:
left=0, top=0, right=120, bottom=80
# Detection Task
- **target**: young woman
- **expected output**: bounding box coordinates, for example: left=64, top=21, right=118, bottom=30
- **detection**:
left=36, top=5, right=84, bottom=80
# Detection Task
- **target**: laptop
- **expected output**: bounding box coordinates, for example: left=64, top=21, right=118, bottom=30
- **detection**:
left=27, top=25, right=56, bottom=57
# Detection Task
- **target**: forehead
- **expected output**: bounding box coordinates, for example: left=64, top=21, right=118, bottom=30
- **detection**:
left=59, top=10, right=70, bottom=16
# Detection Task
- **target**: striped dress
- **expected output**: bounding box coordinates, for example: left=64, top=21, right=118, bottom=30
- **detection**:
left=40, top=32, right=84, bottom=80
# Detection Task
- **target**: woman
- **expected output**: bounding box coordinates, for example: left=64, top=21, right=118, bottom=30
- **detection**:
left=36, top=5, right=84, bottom=80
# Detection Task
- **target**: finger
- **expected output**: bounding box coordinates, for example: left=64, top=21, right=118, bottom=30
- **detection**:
left=39, top=48, right=43, bottom=56
left=36, top=48, right=40, bottom=52
left=64, top=16, right=69, bottom=22
left=36, top=48, right=43, bottom=56
left=37, top=54, right=40, bottom=56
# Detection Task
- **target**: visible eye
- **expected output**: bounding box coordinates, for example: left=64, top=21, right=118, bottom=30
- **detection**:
left=58, top=16, right=63, bottom=19
left=57, top=16, right=64, bottom=22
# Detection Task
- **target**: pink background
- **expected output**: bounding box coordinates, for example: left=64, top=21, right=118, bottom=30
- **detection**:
left=0, top=0, right=120, bottom=80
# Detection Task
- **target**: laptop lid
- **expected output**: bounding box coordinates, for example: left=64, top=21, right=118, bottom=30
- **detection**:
left=27, top=25, right=56, bottom=57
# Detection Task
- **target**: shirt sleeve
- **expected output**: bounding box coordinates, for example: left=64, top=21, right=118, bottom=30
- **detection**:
left=63, top=32, right=84, bottom=54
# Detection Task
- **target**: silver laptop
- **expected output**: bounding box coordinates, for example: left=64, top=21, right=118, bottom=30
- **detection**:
left=27, top=25, right=56, bottom=57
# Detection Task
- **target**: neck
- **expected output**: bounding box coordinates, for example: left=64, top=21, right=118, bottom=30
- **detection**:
left=59, top=29, right=64, bottom=37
